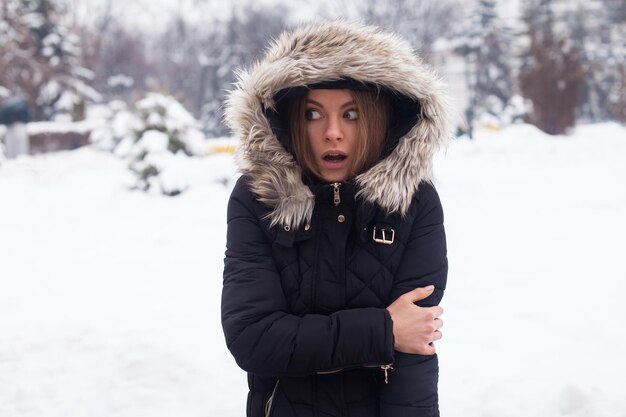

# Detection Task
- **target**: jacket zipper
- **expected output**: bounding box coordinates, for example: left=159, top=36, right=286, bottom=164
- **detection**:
left=264, top=380, right=280, bottom=417
left=316, top=363, right=394, bottom=384
left=318, top=184, right=395, bottom=384
left=332, top=182, right=341, bottom=206
left=379, top=364, right=394, bottom=384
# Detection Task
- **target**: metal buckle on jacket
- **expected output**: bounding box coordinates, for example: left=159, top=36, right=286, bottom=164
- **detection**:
left=372, top=227, right=395, bottom=245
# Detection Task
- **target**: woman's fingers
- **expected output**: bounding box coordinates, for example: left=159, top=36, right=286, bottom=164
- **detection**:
left=427, top=306, right=444, bottom=319
left=421, top=343, right=437, bottom=355
left=434, top=318, right=443, bottom=330
left=403, top=285, right=435, bottom=303
left=430, top=330, right=443, bottom=343
left=388, top=287, right=445, bottom=354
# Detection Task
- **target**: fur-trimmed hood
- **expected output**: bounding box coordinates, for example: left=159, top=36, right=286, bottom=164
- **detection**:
left=225, top=21, right=452, bottom=229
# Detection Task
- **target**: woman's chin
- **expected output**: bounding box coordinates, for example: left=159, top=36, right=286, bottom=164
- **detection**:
left=318, top=161, right=350, bottom=182
left=318, top=166, right=349, bottom=182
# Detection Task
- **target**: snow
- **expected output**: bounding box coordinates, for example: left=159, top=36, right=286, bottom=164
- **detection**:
left=134, top=94, right=202, bottom=139
left=133, top=130, right=169, bottom=154
left=0, top=148, right=241, bottom=417
left=26, top=120, right=103, bottom=136
left=0, top=86, right=11, bottom=100
left=20, top=12, right=45, bottom=30
left=1, top=123, right=625, bottom=416
left=434, top=122, right=626, bottom=417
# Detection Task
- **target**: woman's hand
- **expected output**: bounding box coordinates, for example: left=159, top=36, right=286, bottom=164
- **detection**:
left=386, top=285, right=443, bottom=355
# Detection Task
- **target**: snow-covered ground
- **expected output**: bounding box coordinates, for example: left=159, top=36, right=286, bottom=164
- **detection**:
left=0, top=123, right=625, bottom=417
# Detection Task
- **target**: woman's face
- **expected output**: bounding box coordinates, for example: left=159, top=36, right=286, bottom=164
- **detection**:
left=305, top=89, right=360, bottom=182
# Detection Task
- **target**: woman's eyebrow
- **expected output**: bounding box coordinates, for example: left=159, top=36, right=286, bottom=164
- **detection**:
left=305, top=99, right=356, bottom=108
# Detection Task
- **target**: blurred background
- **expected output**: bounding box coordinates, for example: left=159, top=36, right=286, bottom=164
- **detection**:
left=0, top=0, right=624, bottom=143
left=1, top=0, right=625, bottom=416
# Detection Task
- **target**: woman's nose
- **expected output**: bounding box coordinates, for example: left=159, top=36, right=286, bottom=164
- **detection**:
left=325, top=117, right=343, bottom=141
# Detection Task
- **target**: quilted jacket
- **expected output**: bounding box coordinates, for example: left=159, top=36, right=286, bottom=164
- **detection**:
left=222, top=21, right=452, bottom=417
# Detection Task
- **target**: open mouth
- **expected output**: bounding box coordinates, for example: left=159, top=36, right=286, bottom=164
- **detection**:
left=323, top=153, right=347, bottom=162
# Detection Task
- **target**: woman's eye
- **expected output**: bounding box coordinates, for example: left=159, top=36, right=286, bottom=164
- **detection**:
left=305, top=109, right=321, bottom=120
left=344, top=109, right=359, bottom=120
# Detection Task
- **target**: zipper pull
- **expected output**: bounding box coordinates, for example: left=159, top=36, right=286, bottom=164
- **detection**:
left=381, top=364, right=394, bottom=384
left=332, top=182, right=341, bottom=206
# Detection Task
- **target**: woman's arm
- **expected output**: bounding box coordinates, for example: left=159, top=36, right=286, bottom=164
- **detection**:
left=379, top=181, right=448, bottom=417
left=221, top=177, right=395, bottom=378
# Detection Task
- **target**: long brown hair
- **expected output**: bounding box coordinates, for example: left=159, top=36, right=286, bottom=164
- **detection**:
left=288, top=89, right=391, bottom=180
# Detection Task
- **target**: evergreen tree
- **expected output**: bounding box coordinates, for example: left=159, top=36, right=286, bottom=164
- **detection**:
left=357, top=0, right=459, bottom=61
left=564, top=0, right=626, bottom=122
left=200, top=5, right=288, bottom=136
left=521, top=0, right=556, bottom=37
left=81, top=16, right=152, bottom=105
left=453, top=0, right=516, bottom=128
left=0, top=0, right=99, bottom=121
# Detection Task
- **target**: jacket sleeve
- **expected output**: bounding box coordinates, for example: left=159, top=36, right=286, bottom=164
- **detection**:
left=221, top=177, right=395, bottom=378
left=379, top=181, right=448, bottom=417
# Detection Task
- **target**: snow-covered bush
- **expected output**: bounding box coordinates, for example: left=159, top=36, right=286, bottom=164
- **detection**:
left=93, top=94, right=211, bottom=196
left=89, top=100, right=138, bottom=152
left=127, top=94, right=210, bottom=195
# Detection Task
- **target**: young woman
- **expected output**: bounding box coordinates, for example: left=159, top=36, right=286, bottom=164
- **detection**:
left=222, top=21, right=452, bottom=417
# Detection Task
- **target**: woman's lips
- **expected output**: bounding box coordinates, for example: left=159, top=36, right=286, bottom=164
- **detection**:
left=323, top=154, right=347, bottom=161
left=321, top=152, right=348, bottom=169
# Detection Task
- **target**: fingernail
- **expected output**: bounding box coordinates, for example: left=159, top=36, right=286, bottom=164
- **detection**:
left=426, top=285, right=434, bottom=291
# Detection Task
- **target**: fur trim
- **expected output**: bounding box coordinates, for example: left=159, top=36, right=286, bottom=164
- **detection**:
left=225, top=21, right=453, bottom=229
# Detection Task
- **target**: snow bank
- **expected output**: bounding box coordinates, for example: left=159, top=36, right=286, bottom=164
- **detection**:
left=434, top=122, right=626, bottom=417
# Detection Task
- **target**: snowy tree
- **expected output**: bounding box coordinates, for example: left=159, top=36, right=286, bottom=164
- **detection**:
left=350, top=0, right=460, bottom=61
left=79, top=11, right=152, bottom=104
left=114, top=4, right=289, bottom=137
left=196, top=5, right=289, bottom=136
left=0, top=0, right=100, bottom=121
left=452, top=0, right=517, bottom=129
left=156, top=16, right=206, bottom=112
left=115, top=93, right=209, bottom=195
left=562, top=0, right=626, bottom=122
left=89, top=100, right=139, bottom=152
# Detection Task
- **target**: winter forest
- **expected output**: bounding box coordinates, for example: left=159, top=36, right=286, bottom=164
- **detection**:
left=1, top=0, right=626, bottom=416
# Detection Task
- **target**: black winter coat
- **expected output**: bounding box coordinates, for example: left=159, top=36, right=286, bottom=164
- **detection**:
left=223, top=177, right=447, bottom=417
left=222, top=21, right=453, bottom=417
